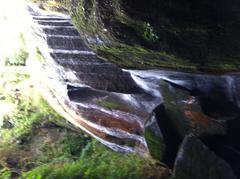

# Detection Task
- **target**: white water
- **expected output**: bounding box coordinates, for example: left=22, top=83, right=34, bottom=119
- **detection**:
left=3, top=0, right=240, bottom=154
left=46, top=35, right=81, bottom=39
left=48, top=49, right=95, bottom=55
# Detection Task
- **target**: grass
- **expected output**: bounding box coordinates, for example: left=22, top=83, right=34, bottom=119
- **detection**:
left=21, top=140, right=153, bottom=179
left=0, top=2, right=170, bottom=178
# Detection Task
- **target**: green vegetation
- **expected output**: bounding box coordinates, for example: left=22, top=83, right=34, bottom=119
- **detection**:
left=21, top=140, right=150, bottom=179
left=143, top=22, right=159, bottom=42
left=97, top=99, right=122, bottom=110
left=35, top=47, right=46, bottom=62
left=96, top=44, right=198, bottom=71
left=116, top=10, right=159, bottom=42
left=31, top=0, right=68, bottom=13
left=96, top=44, right=240, bottom=72
left=0, top=54, right=168, bottom=179
left=31, top=0, right=240, bottom=73
left=145, top=129, right=165, bottom=161
left=3, top=33, right=28, bottom=66
left=0, top=168, right=11, bottom=178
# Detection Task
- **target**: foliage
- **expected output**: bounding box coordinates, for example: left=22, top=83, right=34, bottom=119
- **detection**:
left=0, top=64, right=167, bottom=179
left=143, top=22, right=159, bottom=42
left=0, top=167, right=11, bottom=179
left=31, top=0, right=68, bottom=13
left=0, top=68, right=58, bottom=144
left=3, top=33, right=28, bottom=66
left=21, top=140, right=147, bottom=179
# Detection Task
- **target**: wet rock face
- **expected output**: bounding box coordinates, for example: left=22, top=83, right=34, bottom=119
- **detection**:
left=32, top=19, right=138, bottom=93
left=70, top=0, right=240, bottom=65
left=24, top=3, right=240, bottom=178
left=159, top=74, right=240, bottom=177
left=159, top=80, right=228, bottom=137
left=144, top=114, right=165, bottom=161
left=173, top=134, right=237, bottom=179
left=129, top=70, right=240, bottom=176
left=123, top=0, right=240, bottom=24
left=25, top=3, right=163, bottom=154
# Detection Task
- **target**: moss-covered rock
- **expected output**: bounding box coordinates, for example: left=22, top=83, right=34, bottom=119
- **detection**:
left=70, top=0, right=240, bottom=72
left=144, top=115, right=165, bottom=161
left=31, top=0, right=240, bottom=72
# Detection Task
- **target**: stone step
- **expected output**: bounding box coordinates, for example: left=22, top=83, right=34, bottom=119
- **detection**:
left=36, top=20, right=72, bottom=26
left=62, top=62, right=118, bottom=74
left=46, top=36, right=89, bottom=50
left=32, top=15, right=70, bottom=21
left=43, top=27, right=80, bottom=36
left=50, top=52, right=102, bottom=63
left=47, top=35, right=81, bottom=39
left=54, top=59, right=110, bottom=66
left=73, top=72, right=138, bottom=92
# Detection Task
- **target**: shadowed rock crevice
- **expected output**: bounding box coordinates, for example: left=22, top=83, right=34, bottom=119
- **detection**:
left=200, top=118, right=240, bottom=177
left=153, top=104, right=182, bottom=168
left=173, top=134, right=238, bottom=179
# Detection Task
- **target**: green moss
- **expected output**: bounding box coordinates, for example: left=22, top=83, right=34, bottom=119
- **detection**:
left=70, top=0, right=115, bottom=44
left=197, top=56, right=240, bottom=72
left=159, top=80, right=197, bottom=137
left=95, top=43, right=240, bottom=72
left=31, top=0, right=240, bottom=73
left=145, top=129, right=165, bottom=161
left=95, top=44, right=197, bottom=71
left=97, top=100, right=122, bottom=110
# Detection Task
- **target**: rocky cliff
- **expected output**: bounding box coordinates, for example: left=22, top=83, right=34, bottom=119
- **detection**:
left=44, top=0, right=240, bottom=72
left=19, top=0, right=240, bottom=178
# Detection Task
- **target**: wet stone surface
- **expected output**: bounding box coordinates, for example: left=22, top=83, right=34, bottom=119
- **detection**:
left=25, top=2, right=240, bottom=178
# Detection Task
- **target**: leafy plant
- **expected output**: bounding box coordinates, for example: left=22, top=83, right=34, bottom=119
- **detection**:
left=0, top=167, right=11, bottom=179
left=143, top=22, right=159, bottom=42
left=21, top=139, right=148, bottom=179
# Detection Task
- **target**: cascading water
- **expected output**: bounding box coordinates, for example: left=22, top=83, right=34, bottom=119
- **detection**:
left=20, top=1, right=167, bottom=155
left=2, top=1, right=240, bottom=177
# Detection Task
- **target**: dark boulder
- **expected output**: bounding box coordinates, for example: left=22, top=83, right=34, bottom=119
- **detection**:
left=173, top=134, right=237, bottom=179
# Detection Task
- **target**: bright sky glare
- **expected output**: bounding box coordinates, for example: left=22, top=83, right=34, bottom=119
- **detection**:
left=0, top=0, right=26, bottom=60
